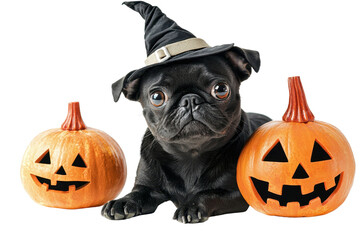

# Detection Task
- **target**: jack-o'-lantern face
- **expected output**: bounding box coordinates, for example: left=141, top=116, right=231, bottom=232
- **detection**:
left=30, top=150, right=90, bottom=192
left=250, top=138, right=341, bottom=208
left=21, top=127, right=126, bottom=209
left=237, top=121, right=355, bottom=217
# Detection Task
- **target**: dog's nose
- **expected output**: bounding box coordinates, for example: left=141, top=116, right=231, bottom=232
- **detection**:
left=179, top=94, right=204, bottom=110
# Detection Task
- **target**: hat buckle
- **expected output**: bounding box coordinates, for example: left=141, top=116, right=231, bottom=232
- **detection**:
left=155, top=46, right=171, bottom=63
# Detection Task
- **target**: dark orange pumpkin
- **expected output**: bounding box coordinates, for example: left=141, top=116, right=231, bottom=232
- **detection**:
left=237, top=76, right=355, bottom=217
left=21, top=102, right=126, bottom=209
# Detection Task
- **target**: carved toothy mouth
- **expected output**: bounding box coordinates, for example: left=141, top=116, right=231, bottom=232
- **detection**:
left=250, top=173, right=342, bottom=207
left=31, top=174, right=90, bottom=192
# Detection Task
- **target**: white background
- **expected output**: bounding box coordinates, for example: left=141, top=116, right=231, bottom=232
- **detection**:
left=1, top=0, right=359, bottom=239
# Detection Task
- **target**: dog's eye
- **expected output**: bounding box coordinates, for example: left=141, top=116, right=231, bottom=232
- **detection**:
left=212, top=83, right=230, bottom=100
left=150, top=91, right=166, bottom=107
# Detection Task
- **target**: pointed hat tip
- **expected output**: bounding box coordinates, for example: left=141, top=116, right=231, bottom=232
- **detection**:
left=122, top=1, right=155, bottom=19
left=122, top=1, right=136, bottom=9
left=122, top=1, right=149, bottom=10
left=122, top=1, right=133, bottom=7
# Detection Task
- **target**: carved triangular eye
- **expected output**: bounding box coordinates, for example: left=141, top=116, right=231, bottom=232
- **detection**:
left=263, top=141, right=288, bottom=162
left=36, top=150, right=51, bottom=164
left=311, top=140, right=331, bottom=162
left=72, top=154, right=87, bottom=168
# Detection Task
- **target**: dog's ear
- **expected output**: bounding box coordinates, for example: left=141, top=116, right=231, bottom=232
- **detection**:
left=225, top=47, right=260, bottom=82
left=112, top=76, right=141, bottom=102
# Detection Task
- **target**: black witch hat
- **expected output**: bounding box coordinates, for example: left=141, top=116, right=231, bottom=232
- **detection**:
left=112, top=1, right=260, bottom=102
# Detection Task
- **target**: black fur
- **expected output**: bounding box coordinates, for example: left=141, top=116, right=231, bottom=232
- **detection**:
left=102, top=51, right=271, bottom=223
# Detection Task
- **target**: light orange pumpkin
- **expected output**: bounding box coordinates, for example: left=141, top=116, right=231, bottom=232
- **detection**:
left=21, top=102, right=126, bottom=209
left=237, top=76, right=355, bottom=217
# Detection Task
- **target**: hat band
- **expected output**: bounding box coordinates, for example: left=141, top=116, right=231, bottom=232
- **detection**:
left=145, top=38, right=210, bottom=66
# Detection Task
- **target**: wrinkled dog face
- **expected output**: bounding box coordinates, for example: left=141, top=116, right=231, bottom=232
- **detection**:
left=138, top=55, right=243, bottom=148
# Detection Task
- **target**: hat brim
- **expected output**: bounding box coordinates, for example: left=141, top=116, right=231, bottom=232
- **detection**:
left=124, top=43, right=234, bottom=82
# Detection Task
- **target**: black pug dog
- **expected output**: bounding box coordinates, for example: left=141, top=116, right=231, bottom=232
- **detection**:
left=102, top=50, right=271, bottom=223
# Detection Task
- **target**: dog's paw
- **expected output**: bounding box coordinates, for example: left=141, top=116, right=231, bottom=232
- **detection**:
left=101, top=198, right=140, bottom=220
left=173, top=204, right=209, bottom=224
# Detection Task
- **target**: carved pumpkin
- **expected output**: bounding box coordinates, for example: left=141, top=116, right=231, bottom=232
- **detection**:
left=21, top=102, right=126, bottom=209
left=237, top=76, right=355, bottom=217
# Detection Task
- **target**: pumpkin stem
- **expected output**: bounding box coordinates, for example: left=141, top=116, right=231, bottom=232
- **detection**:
left=282, top=76, right=315, bottom=123
left=61, top=102, right=87, bottom=130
